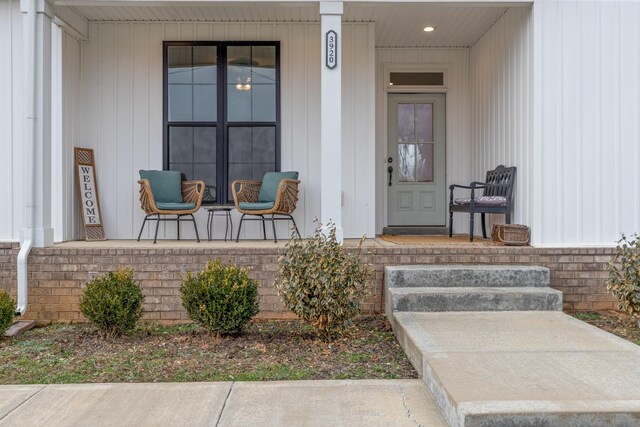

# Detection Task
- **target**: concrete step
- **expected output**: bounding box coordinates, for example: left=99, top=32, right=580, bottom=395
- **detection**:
left=387, top=287, right=563, bottom=313
left=391, top=311, right=640, bottom=427
left=385, top=265, right=550, bottom=288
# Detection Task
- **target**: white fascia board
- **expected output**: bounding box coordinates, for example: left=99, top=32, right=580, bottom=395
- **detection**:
left=52, top=0, right=531, bottom=5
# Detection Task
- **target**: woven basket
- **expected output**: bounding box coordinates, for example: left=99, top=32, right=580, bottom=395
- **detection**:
left=491, top=224, right=530, bottom=246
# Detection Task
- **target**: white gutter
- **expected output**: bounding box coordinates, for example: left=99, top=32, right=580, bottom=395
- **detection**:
left=17, top=0, right=38, bottom=316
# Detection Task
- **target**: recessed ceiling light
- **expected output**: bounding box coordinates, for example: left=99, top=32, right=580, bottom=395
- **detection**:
left=424, top=26, right=436, bottom=32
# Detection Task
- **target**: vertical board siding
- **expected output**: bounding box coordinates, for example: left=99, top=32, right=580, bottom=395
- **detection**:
left=469, top=7, right=533, bottom=237
left=534, top=0, right=640, bottom=246
left=80, top=21, right=375, bottom=240
left=375, top=47, right=471, bottom=234
left=0, top=1, right=23, bottom=241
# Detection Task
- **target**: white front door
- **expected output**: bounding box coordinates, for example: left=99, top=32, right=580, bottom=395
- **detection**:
left=387, top=93, right=446, bottom=226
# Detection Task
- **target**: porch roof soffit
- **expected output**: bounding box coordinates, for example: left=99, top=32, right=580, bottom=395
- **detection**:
left=52, top=1, right=523, bottom=48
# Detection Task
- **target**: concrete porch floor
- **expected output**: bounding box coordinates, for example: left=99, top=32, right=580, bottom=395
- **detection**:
left=53, top=235, right=496, bottom=249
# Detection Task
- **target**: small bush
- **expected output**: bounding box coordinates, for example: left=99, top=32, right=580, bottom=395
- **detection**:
left=0, top=290, right=15, bottom=336
left=180, top=259, right=259, bottom=336
left=607, top=234, right=640, bottom=326
left=79, top=268, right=144, bottom=338
left=275, top=222, right=372, bottom=341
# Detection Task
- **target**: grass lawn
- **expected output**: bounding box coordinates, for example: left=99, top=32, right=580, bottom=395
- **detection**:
left=0, top=315, right=417, bottom=384
left=569, top=310, right=640, bottom=346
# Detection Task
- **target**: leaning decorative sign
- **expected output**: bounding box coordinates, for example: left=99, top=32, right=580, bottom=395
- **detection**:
left=325, top=30, right=337, bottom=69
left=74, top=147, right=106, bottom=241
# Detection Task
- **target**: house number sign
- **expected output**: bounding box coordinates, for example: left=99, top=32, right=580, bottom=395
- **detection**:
left=326, top=30, right=337, bottom=69
left=74, top=147, right=106, bottom=241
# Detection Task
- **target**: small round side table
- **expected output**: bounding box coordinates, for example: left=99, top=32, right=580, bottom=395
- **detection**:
left=206, top=206, right=234, bottom=241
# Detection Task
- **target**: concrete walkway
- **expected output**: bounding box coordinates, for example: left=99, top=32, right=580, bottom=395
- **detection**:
left=0, top=380, right=447, bottom=427
left=393, top=311, right=640, bottom=426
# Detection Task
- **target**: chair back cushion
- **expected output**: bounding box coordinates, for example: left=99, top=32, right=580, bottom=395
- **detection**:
left=139, top=170, right=183, bottom=203
left=258, top=171, right=299, bottom=202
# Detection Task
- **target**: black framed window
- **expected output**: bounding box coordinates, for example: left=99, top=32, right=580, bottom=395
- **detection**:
left=163, top=41, right=280, bottom=204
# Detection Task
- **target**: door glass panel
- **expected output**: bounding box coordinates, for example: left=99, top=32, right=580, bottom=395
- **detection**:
left=416, top=143, right=434, bottom=182
left=169, top=126, right=217, bottom=203
left=397, top=104, right=414, bottom=142
left=416, top=103, right=433, bottom=142
left=398, top=144, right=415, bottom=182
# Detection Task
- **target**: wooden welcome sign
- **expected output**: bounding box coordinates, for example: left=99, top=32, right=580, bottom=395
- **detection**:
left=74, top=148, right=106, bottom=241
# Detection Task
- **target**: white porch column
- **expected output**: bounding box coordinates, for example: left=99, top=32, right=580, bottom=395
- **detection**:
left=21, top=0, right=54, bottom=247
left=320, top=1, right=343, bottom=242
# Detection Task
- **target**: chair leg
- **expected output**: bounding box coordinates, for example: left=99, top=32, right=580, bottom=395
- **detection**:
left=236, top=214, right=245, bottom=243
left=469, top=213, right=474, bottom=242
left=261, top=215, right=267, bottom=240
left=449, top=211, right=453, bottom=238
left=137, top=215, right=149, bottom=241
left=153, top=214, right=161, bottom=244
left=290, top=215, right=301, bottom=239
left=177, top=215, right=181, bottom=240
left=271, top=215, right=278, bottom=243
left=481, top=213, right=487, bottom=239
left=229, top=211, right=233, bottom=242
left=191, top=214, right=200, bottom=243
left=224, top=211, right=229, bottom=242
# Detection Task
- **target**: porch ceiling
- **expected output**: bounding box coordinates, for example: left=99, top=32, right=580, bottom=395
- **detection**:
left=59, top=2, right=513, bottom=48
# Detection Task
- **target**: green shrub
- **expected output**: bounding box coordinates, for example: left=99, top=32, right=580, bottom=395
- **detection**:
left=275, top=222, right=372, bottom=341
left=180, top=259, right=259, bottom=336
left=607, top=234, right=640, bottom=326
left=0, top=290, right=15, bottom=336
left=79, top=268, right=144, bottom=338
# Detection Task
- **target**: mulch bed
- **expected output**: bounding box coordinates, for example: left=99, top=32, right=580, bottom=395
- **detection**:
left=0, top=315, right=417, bottom=384
left=568, top=310, right=640, bottom=346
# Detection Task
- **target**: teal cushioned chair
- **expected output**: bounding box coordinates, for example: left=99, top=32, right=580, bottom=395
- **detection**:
left=137, top=170, right=205, bottom=243
left=231, top=171, right=301, bottom=243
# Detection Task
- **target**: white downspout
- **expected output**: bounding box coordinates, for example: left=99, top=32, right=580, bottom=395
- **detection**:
left=17, top=0, right=38, bottom=315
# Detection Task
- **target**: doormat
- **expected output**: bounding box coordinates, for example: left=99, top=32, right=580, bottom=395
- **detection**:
left=379, top=235, right=497, bottom=246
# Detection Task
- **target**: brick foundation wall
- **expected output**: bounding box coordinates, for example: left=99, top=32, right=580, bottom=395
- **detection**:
left=0, top=242, right=618, bottom=324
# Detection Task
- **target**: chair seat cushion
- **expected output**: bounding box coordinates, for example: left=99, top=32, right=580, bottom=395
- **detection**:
left=454, top=196, right=507, bottom=206
left=258, top=171, right=299, bottom=202
left=239, top=201, right=275, bottom=211
left=139, top=170, right=183, bottom=203
left=155, top=202, right=196, bottom=211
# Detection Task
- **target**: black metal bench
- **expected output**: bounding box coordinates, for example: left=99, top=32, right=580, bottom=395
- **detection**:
left=449, top=165, right=516, bottom=241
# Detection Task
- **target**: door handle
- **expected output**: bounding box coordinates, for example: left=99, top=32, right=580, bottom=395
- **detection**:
left=387, top=165, right=393, bottom=186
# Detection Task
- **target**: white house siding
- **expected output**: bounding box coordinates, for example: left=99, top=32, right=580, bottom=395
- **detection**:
left=79, top=21, right=375, bottom=241
left=532, top=0, right=640, bottom=246
left=375, top=48, right=471, bottom=234
left=0, top=0, right=24, bottom=242
left=469, top=7, right=533, bottom=236
left=52, top=26, right=83, bottom=242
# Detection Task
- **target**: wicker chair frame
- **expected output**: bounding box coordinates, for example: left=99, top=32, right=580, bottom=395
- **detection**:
left=137, top=178, right=205, bottom=243
left=231, top=178, right=301, bottom=243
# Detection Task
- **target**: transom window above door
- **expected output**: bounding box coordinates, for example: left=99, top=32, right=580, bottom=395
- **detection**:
left=163, top=41, right=280, bottom=204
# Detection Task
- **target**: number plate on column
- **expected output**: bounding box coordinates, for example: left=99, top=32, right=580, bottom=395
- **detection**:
left=325, top=30, right=337, bottom=69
